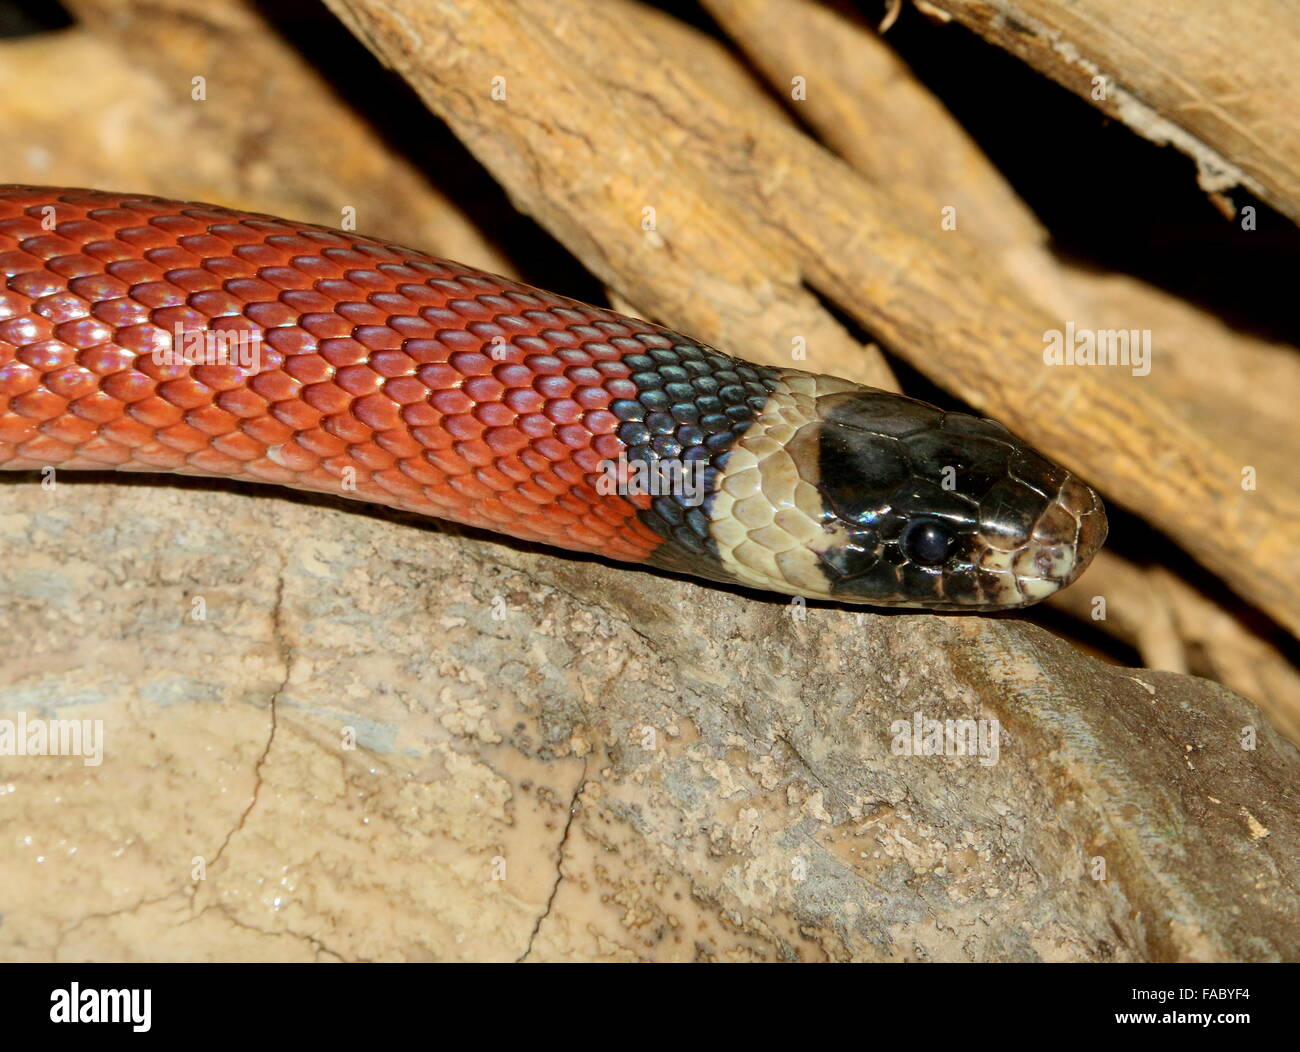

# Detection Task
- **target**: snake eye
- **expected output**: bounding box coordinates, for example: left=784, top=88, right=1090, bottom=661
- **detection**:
left=902, top=520, right=956, bottom=566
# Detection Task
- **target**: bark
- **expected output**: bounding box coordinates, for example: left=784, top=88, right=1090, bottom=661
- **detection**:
left=920, top=0, right=1300, bottom=225
left=34, top=1, right=511, bottom=274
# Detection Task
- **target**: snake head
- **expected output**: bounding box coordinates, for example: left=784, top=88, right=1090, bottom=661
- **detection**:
left=807, top=388, right=1107, bottom=608
left=645, top=367, right=1105, bottom=610
left=696, top=374, right=1112, bottom=611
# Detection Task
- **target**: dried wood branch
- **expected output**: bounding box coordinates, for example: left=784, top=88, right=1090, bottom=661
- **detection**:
left=919, top=0, right=1300, bottom=225
left=52, top=0, right=510, bottom=272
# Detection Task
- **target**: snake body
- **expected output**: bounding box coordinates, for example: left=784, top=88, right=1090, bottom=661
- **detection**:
left=0, top=187, right=1105, bottom=608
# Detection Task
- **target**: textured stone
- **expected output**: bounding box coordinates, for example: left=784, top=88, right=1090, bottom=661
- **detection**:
left=0, top=474, right=1296, bottom=961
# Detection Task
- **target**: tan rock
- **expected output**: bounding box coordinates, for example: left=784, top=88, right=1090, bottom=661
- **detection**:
left=1, top=475, right=1296, bottom=961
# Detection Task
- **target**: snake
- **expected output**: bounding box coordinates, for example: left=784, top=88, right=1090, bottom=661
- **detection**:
left=0, top=186, right=1105, bottom=609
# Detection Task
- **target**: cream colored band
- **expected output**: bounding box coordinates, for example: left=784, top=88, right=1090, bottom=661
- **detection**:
left=706, top=369, right=856, bottom=599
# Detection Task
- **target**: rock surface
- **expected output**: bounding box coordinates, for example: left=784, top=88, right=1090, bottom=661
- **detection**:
left=1, top=474, right=1297, bottom=961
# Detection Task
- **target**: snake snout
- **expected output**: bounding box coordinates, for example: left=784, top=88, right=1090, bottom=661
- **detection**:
left=1005, top=474, right=1107, bottom=603
left=1057, top=474, right=1108, bottom=580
